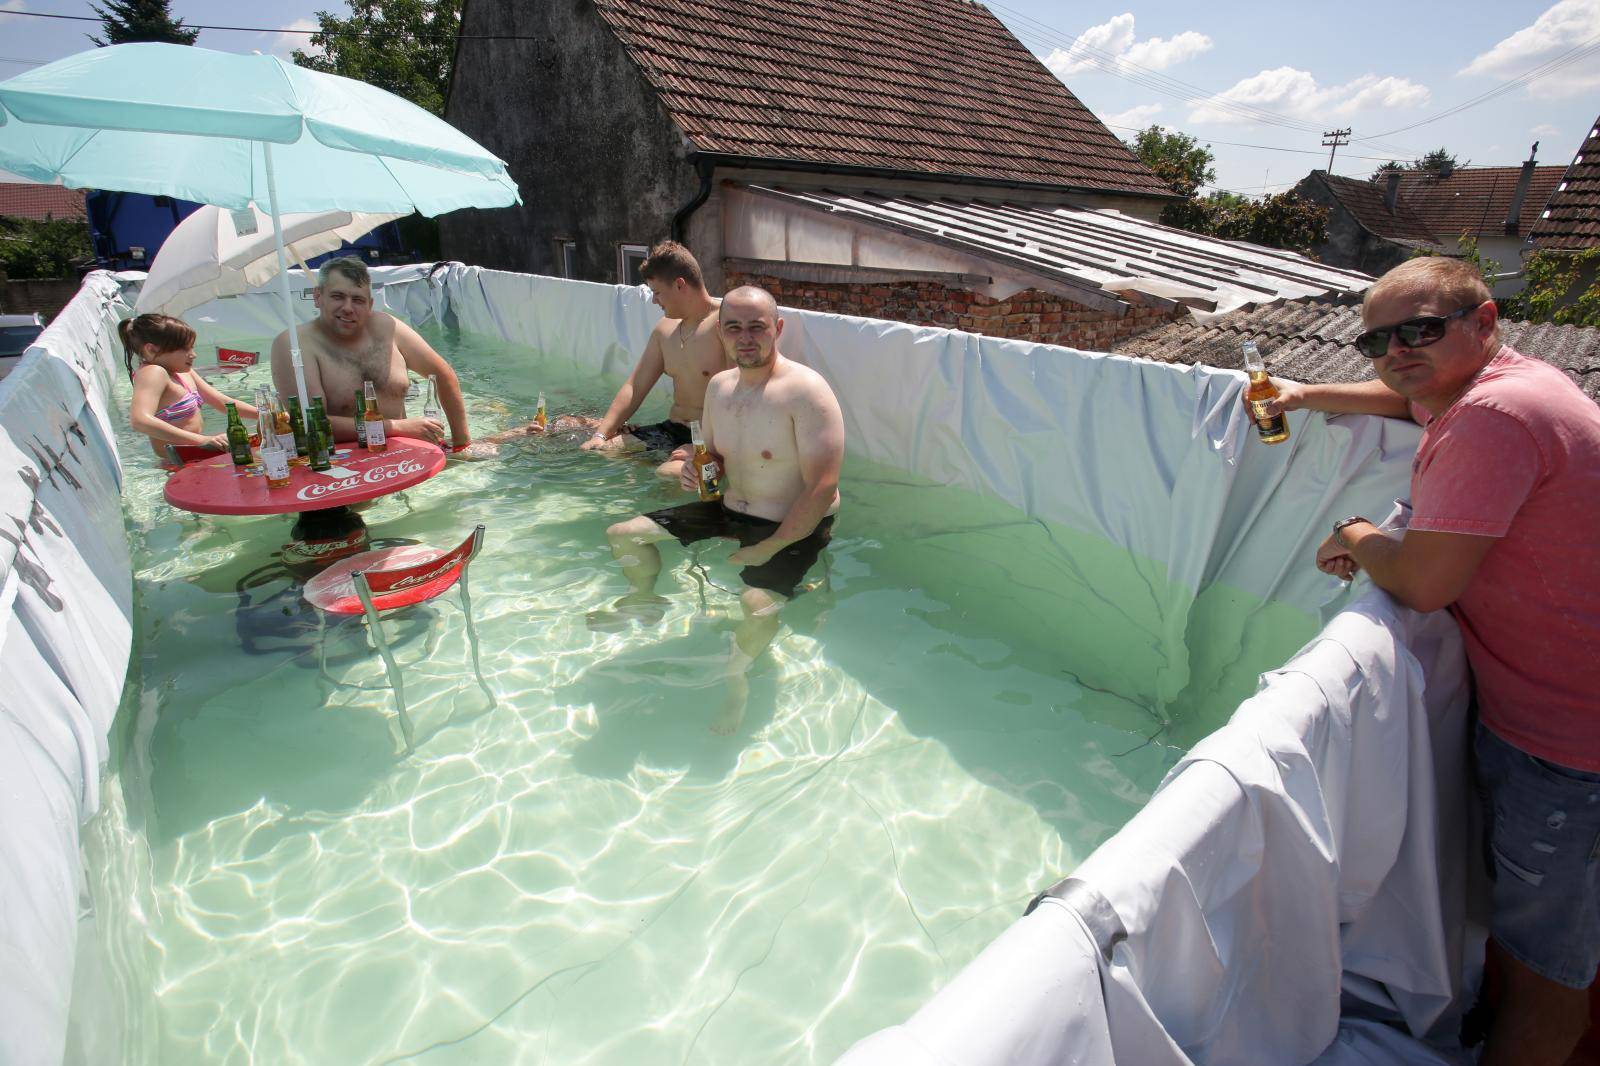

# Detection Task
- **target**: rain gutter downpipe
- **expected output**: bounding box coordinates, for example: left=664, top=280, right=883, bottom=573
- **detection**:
left=671, top=156, right=715, bottom=243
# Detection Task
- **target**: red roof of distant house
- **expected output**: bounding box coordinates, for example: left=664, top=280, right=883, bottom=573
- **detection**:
left=1314, top=172, right=1439, bottom=246
left=1531, top=115, right=1600, bottom=250
left=0, top=182, right=86, bottom=222
left=1395, top=164, right=1565, bottom=240
left=590, top=0, right=1173, bottom=198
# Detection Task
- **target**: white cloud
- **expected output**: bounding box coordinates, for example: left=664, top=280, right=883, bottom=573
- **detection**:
left=1045, top=12, right=1211, bottom=78
left=1105, top=103, right=1163, bottom=129
left=1187, top=66, right=1430, bottom=125
left=1460, top=0, right=1600, bottom=98
left=265, top=17, right=321, bottom=60
left=1531, top=122, right=1563, bottom=138
left=0, top=1, right=27, bottom=11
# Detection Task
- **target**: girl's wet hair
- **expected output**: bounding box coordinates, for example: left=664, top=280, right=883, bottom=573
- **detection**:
left=119, top=313, right=196, bottom=378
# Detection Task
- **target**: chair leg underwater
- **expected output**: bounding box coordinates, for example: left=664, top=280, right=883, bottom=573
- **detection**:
left=361, top=602, right=415, bottom=755
left=458, top=564, right=495, bottom=707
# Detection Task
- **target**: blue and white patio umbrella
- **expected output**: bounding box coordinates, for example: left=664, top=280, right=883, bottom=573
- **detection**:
left=0, top=43, right=520, bottom=416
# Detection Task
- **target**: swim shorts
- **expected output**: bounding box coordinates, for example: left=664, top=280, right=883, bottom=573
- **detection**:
left=624, top=419, right=693, bottom=453
left=1475, top=722, right=1600, bottom=988
left=644, top=499, right=834, bottom=598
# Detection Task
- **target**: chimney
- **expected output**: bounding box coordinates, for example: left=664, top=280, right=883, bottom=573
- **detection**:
left=1504, top=141, right=1540, bottom=235
left=1383, top=171, right=1402, bottom=213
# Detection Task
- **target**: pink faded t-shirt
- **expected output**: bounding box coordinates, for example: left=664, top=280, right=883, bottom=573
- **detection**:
left=1408, top=347, right=1600, bottom=770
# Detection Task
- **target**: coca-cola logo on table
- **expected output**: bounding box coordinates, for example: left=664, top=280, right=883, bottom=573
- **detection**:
left=295, top=457, right=425, bottom=502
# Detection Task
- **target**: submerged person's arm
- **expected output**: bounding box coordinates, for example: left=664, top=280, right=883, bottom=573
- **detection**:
left=584, top=328, right=667, bottom=449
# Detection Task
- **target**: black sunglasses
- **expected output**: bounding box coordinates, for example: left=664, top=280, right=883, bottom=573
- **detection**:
left=1354, top=302, right=1483, bottom=359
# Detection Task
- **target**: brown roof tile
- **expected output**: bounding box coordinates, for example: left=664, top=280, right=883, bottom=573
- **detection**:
left=1530, top=116, right=1600, bottom=251
left=591, top=0, right=1172, bottom=196
left=0, top=182, right=85, bottom=222
left=1395, top=165, right=1566, bottom=240
left=1115, top=298, right=1600, bottom=405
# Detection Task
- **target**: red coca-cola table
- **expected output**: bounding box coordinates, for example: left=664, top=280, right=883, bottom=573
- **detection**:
left=163, top=436, right=447, bottom=516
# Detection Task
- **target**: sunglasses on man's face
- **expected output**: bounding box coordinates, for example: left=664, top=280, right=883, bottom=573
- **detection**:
left=1354, top=302, right=1483, bottom=359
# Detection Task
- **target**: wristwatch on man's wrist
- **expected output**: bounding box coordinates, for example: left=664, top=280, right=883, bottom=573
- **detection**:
left=1332, top=515, right=1370, bottom=549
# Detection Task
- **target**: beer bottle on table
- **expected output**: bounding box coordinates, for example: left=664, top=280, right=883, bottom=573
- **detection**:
left=354, top=387, right=368, bottom=448
left=533, top=391, right=547, bottom=432
left=423, top=374, right=443, bottom=426
left=317, top=402, right=335, bottom=459
left=286, top=395, right=310, bottom=465
left=272, top=392, right=297, bottom=459
left=308, top=397, right=332, bottom=471
left=1243, top=340, right=1289, bottom=445
left=225, top=403, right=253, bottom=467
left=260, top=422, right=291, bottom=488
left=363, top=380, right=387, bottom=451
left=689, top=420, right=722, bottom=501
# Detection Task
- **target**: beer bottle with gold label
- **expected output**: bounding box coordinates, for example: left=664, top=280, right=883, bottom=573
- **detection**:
left=689, top=420, right=722, bottom=501
left=363, top=380, right=387, bottom=451
left=225, top=403, right=253, bottom=466
left=1243, top=340, right=1289, bottom=445
left=534, top=391, right=547, bottom=432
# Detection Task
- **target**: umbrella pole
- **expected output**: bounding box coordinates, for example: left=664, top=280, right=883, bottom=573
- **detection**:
left=262, top=141, right=312, bottom=418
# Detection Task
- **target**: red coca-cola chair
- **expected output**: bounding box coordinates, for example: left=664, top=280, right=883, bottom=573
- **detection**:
left=303, top=524, right=491, bottom=753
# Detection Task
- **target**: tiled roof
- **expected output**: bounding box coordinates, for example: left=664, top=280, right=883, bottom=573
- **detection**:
left=591, top=0, right=1173, bottom=197
left=1316, top=172, right=1439, bottom=246
left=1115, top=298, right=1600, bottom=403
left=1395, top=165, right=1566, bottom=240
left=1531, top=116, right=1600, bottom=251
left=743, top=184, right=1374, bottom=315
left=0, top=182, right=85, bottom=222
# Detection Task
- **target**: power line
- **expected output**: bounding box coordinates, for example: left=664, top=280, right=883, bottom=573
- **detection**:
left=1102, top=123, right=1427, bottom=164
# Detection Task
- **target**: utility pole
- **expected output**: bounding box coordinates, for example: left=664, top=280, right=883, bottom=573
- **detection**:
left=1322, top=128, right=1351, bottom=171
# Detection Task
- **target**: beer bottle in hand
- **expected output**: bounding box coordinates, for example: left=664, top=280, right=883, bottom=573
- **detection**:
left=354, top=387, right=368, bottom=448
left=1243, top=341, right=1289, bottom=445
left=534, top=391, right=547, bottom=432
left=225, top=403, right=252, bottom=467
left=363, top=380, right=387, bottom=451
left=689, top=420, right=722, bottom=501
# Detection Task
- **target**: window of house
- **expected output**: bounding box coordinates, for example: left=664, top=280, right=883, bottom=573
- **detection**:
left=553, top=238, right=577, bottom=279
left=618, top=243, right=649, bottom=286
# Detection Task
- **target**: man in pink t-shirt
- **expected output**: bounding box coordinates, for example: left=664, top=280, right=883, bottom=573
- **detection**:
left=1256, top=257, right=1600, bottom=1066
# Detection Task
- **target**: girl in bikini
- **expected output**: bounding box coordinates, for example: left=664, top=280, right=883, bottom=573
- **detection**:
left=122, top=314, right=258, bottom=460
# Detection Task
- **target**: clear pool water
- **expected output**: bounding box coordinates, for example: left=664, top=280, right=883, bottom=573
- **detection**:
left=83, top=326, right=1317, bottom=1064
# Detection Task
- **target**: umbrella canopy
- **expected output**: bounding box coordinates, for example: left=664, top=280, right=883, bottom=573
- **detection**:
left=135, top=205, right=405, bottom=317
left=0, top=44, right=519, bottom=214
left=0, top=43, right=520, bottom=419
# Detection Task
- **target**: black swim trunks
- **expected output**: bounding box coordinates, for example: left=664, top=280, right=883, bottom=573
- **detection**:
left=624, top=419, right=693, bottom=453
left=645, top=500, right=835, bottom=598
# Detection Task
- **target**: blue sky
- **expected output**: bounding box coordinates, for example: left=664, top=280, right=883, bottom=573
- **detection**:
left=0, top=0, right=1596, bottom=197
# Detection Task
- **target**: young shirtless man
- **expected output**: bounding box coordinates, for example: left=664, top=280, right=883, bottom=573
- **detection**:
left=599, top=286, right=845, bottom=734
left=580, top=241, right=729, bottom=480
left=269, top=257, right=486, bottom=456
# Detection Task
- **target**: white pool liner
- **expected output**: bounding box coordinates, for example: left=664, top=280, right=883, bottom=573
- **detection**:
left=3, top=265, right=1474, bottom=1065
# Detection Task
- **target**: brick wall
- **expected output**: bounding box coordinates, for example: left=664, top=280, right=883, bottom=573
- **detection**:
left=0, top=277, right=84, bottom=318
left=724, top=272, right=1183, bottom=350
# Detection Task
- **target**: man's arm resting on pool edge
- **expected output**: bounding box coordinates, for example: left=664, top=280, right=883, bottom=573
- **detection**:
left=1318, top=522, right=1496, bottom=613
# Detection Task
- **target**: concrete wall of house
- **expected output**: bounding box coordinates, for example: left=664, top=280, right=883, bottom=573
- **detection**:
left=725, top=270, right=1183, bottom=351
left=440, top=0, right=701, bottom=281
left=1293, top=177, right=1413, bottom=277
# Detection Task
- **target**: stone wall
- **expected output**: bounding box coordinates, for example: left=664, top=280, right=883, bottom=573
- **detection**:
left=0, top=277, right=83, bottom=318
left=724, top=271, right=1183, bottom=350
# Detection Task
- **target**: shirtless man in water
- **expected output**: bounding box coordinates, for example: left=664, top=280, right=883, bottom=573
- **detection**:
left=270, top=257, right=486, bottom=455
left=581, top=241, right=729, bottom=481
left=599, top=286, right=845, bottom=734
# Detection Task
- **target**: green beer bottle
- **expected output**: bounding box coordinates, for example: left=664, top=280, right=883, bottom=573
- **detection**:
left=354, top=387, right=368, bottom=448
left=225, top=403, right=252, bottom=467
left=286, top=395, right=310, bottom=464
left=308, top=397, right=332, bottom=471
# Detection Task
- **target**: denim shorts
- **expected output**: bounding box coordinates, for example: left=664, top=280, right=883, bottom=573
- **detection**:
left=1475, top=723, right=1600, bottom=988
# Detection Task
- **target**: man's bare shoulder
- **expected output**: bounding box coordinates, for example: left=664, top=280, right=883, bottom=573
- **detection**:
left=775, top=358, right=838, bottom=406
left=706, top=366, right=740, bottom=394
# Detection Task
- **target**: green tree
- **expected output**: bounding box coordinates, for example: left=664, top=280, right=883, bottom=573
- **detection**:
left=0, top=218, right=93, bottom=279
left=88, top=0, right=199, bottom=46
left=1125, top=125, right=1216, bottom=228
left=1375, top=148, right=1461, bottom=174
left=1501, top=249, right=1600, bottom=327
left=1206, top=192, right=1329, bottom=255
left=293, top=0, right=462, bottom=117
